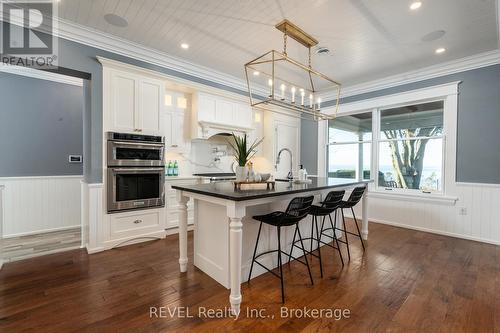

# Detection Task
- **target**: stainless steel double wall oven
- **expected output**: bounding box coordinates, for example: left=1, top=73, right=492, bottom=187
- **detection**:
left=107, top=132, right=165, bottom=213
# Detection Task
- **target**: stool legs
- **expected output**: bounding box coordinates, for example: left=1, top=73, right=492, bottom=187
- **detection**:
left=296, top=226, right=314, bottom=286
left=248, top=222, right=263, bottom=283
left=351, top=207, right=366, bottom=251
left=249, top=221, right=313, bottom=303
left=340, top=208, right=351, bottom=260
left=277, top=226, right=285, bottom=303
left=328, top=213, right=344, bottom=266
left=315, top=216, right=324, bottom=278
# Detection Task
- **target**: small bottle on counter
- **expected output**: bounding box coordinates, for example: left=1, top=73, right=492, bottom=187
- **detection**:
left=167, top=161, right=173, bottom=176
left=173, top=160, right=179, bottom=176
left=298, top=164, right=308, bottom=181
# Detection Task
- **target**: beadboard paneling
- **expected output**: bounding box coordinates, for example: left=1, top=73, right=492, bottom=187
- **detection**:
left=0, top=176, right=82, bottom=237
left=350, top=183, right=500, bottom=245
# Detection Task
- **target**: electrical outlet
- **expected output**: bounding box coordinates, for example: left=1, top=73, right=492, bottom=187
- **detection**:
left=459, top=207, right=467, bottom=216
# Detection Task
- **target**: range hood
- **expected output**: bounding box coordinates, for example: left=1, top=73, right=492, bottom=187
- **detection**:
left=198, top=120, right=254, bottom=139
left=191, top=92, right=255, bottom=140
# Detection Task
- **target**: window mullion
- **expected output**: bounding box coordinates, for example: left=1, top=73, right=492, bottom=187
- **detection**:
left=372, top=107, right=380, bottom=189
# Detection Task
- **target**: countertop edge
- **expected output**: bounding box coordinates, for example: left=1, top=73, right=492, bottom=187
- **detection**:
left=172, top=180, right=371, bottom=202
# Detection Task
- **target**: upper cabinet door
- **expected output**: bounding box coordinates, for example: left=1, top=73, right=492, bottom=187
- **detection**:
left=198, top=93, right=216, bottom=122
left=233, top=103, right=252, bottom=128
left=110, top=70, right=137, bottom=133
left=138, top=78, right=164, bottom=135
left=215, top=99, right=234, bottom=124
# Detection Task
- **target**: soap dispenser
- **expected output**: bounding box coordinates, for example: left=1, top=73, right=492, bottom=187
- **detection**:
left=298, top=164, right=307, bottom=181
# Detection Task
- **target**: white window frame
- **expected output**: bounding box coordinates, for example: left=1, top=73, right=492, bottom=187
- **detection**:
left=318, top=82, right=460, bottom=203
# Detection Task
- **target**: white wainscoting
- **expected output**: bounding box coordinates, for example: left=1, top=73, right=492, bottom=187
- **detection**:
left=350, top=183, right=500, bottom=245
left=81, top=182, right=104, bottom=254
left=0, top=176, right=83, bottom=237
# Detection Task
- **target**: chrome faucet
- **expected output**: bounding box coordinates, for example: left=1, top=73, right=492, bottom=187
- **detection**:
left=276, top=148, right=293, bottom=181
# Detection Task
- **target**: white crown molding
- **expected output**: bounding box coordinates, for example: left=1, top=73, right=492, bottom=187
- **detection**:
left=0, top=64, right=83, bottom=86
left=322, top=81, right=461, bottom=116
left=320, top=49, right=500, bottom=101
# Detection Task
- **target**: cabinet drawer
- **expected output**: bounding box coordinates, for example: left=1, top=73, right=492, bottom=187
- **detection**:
left=110, top=210, right=162, bottom=239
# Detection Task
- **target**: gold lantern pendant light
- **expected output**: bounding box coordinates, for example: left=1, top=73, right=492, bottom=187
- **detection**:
left=245, top=19, right=341, bottom=120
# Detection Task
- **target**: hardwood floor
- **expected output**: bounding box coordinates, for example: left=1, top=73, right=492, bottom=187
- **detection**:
left=0, top=221, right=498, bottom=332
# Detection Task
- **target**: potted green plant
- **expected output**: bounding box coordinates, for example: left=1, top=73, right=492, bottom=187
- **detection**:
left=227, top=133, right=263, bottom=181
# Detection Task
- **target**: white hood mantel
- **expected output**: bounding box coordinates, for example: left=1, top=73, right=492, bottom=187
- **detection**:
left=198, top=120, right=254, bottom=139
left=191, top=92, right=255, bottom=140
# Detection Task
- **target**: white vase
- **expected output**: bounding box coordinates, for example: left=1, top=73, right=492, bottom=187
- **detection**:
left=235, top=166, right=248, bottom=182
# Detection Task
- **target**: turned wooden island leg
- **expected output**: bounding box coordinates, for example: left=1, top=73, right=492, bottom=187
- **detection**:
left=177, top=192, right=189, bottom=272
left=227, top=204, right=245, bottom=316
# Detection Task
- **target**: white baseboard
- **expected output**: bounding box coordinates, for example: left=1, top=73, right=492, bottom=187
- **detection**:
left=344, top=212, right=500, bottom=246
left=3, top=225, right=81, bottom=238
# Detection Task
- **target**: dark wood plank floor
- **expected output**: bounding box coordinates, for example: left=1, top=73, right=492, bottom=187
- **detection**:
left=1, top=221, right=498, bottom=333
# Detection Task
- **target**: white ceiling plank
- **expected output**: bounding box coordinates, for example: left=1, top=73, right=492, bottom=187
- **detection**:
left=54, top=0, right=499, bottom=86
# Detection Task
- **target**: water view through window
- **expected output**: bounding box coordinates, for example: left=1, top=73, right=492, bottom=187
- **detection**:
left=328, top=101, right=444, bottom=193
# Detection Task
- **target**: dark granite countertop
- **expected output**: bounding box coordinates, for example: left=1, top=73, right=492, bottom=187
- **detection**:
left=172, top=178, right=371, bottom=202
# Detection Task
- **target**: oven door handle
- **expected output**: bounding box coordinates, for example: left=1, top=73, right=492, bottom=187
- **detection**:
left=111, top=167, right=165, bottom=172
left=112, top=141, right=165, bottom=148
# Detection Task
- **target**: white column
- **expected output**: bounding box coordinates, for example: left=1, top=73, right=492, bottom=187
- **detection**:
left=177, top=192, right=189, bottom=272
left=227, top=203, right=245, bottom=316
left=361, top=188, right=369, bottom=240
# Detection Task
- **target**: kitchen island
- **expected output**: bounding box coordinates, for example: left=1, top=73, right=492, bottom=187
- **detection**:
left=172, top=178, right=370, bottom=314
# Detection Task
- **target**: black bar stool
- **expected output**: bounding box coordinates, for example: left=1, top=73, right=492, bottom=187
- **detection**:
left=290, top=190, right=345, bottom=277
left=248, top=196, right=314, bottom=303
left=336, top=186, right=367, bottom=260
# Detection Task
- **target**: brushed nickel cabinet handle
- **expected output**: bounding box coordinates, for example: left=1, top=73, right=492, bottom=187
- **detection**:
left=171, top=144, right=178, bottom=147
left=133, top=219, right=143, bottom=224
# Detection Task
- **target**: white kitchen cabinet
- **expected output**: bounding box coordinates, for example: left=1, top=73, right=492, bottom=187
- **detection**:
left=198, top=93, right=217, bottom=122
left=104, top=66, right=164, bottom=135
left=163, top=91, right=190, bottom=153
left=234, top=103, right=253, bottom=129
left=165, top=178, right=200, bottom=229
left=192, top=92, right=254, bottom=139
left=215, top=99, right=234, bottom=124
left=109, top=70, right=136, bottom=132
left=109, top=209, right=165, bottom=241
left=138, top=77, right=163, bottom=134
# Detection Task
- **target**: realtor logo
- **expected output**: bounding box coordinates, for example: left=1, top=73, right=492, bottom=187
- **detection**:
left=0, top=0, right=58, bottom=68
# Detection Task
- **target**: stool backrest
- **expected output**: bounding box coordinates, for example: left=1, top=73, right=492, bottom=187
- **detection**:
left=284, top=196, right=314, bottom=222
left=345, top=186, right=366, bottom=206
left=322, top=190, right=345, bottom=210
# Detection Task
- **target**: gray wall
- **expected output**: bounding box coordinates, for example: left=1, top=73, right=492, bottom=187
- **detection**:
left=302, top=63, right=500, bottom=184
left=0, top=72, right=83, bottom=177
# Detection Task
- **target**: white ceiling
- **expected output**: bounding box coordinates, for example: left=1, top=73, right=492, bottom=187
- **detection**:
left=57, top=0, right=499, bottom=86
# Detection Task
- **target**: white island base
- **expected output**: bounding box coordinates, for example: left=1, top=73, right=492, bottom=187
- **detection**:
left=175, top=180, right=369, bottom=315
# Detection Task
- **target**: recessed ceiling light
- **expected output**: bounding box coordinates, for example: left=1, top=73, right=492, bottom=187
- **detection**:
left=409, top=1, right=422, bottom=10
left=253, top=71, right=260, bottom=76
left=180, top=43, right=189, bottom=50
left=435, top=47, right=446, bottom=54
left=104, top=13, right=128, bottom=28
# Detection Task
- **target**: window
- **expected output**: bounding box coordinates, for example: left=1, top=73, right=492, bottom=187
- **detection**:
left=378, top=101, right=444, bottom=193
left=327, top=112, right=372, bottom=181
left=326, top=100, right=446, bottom=194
